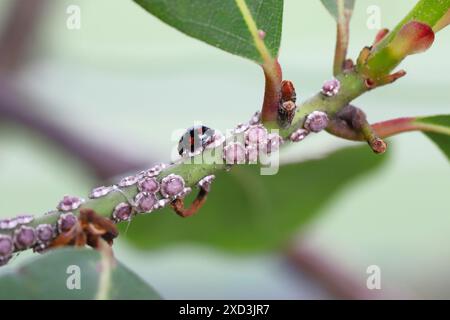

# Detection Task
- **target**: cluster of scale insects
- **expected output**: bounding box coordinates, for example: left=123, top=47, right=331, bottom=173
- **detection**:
left=0, top=77, right=341, bottom=266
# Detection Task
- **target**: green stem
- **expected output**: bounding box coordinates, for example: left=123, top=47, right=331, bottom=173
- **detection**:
left=0, top=70, right=368, bottom=240
left=280, top=71, right=367, bottom=135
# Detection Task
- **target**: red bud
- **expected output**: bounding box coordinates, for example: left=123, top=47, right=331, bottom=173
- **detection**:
left=390, top=21, right=434, bottom=57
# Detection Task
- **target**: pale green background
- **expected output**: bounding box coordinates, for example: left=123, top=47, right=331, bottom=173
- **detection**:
left=0, top=0, right=449, bottom=298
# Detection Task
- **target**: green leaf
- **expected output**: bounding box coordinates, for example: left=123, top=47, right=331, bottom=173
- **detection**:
left=123, top=146, right=387, bottom=252
left=424, top=132, right=450, bottom=159
left=134, top=0, right=284, bottom=64
left=320, top=0, right=355, bottom=21
left=415, top=115, right=450, bottom=160
left=0, top=248, right=161, bottom=300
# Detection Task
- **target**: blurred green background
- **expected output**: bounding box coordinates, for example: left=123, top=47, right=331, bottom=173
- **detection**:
left=0, top=0, right=449, bottom=299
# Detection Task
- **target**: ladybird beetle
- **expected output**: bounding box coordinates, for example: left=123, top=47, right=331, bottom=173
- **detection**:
left=278, top=80, right=297, bottom=128
left=281, top=80, right=296, bottom=103
left=178, top=125, right=215, bottom=156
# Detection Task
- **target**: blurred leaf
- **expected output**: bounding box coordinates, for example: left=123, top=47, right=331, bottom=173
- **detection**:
left=320, top=0, right=355, bottom=21
left=124, top=146, right=387, bottom=252
left=0, top=248, right=160, bottom=300
left=134, top=0, right=284, bottom=64
left=416, top=115, right=450, bottom=160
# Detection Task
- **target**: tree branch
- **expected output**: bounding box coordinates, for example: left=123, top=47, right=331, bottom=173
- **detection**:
left=0, top=67, right=419, bottom=266
left=0, top=68, right=369, bottom=266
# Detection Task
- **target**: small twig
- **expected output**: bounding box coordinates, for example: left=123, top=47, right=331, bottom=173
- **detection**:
left=333, top=0, right=352, bottom=76
left=371, top=117, right=450, bottom=137
left=328, top=115, right=449, bottom=142
left=328, top=105, right=387, bottom=153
